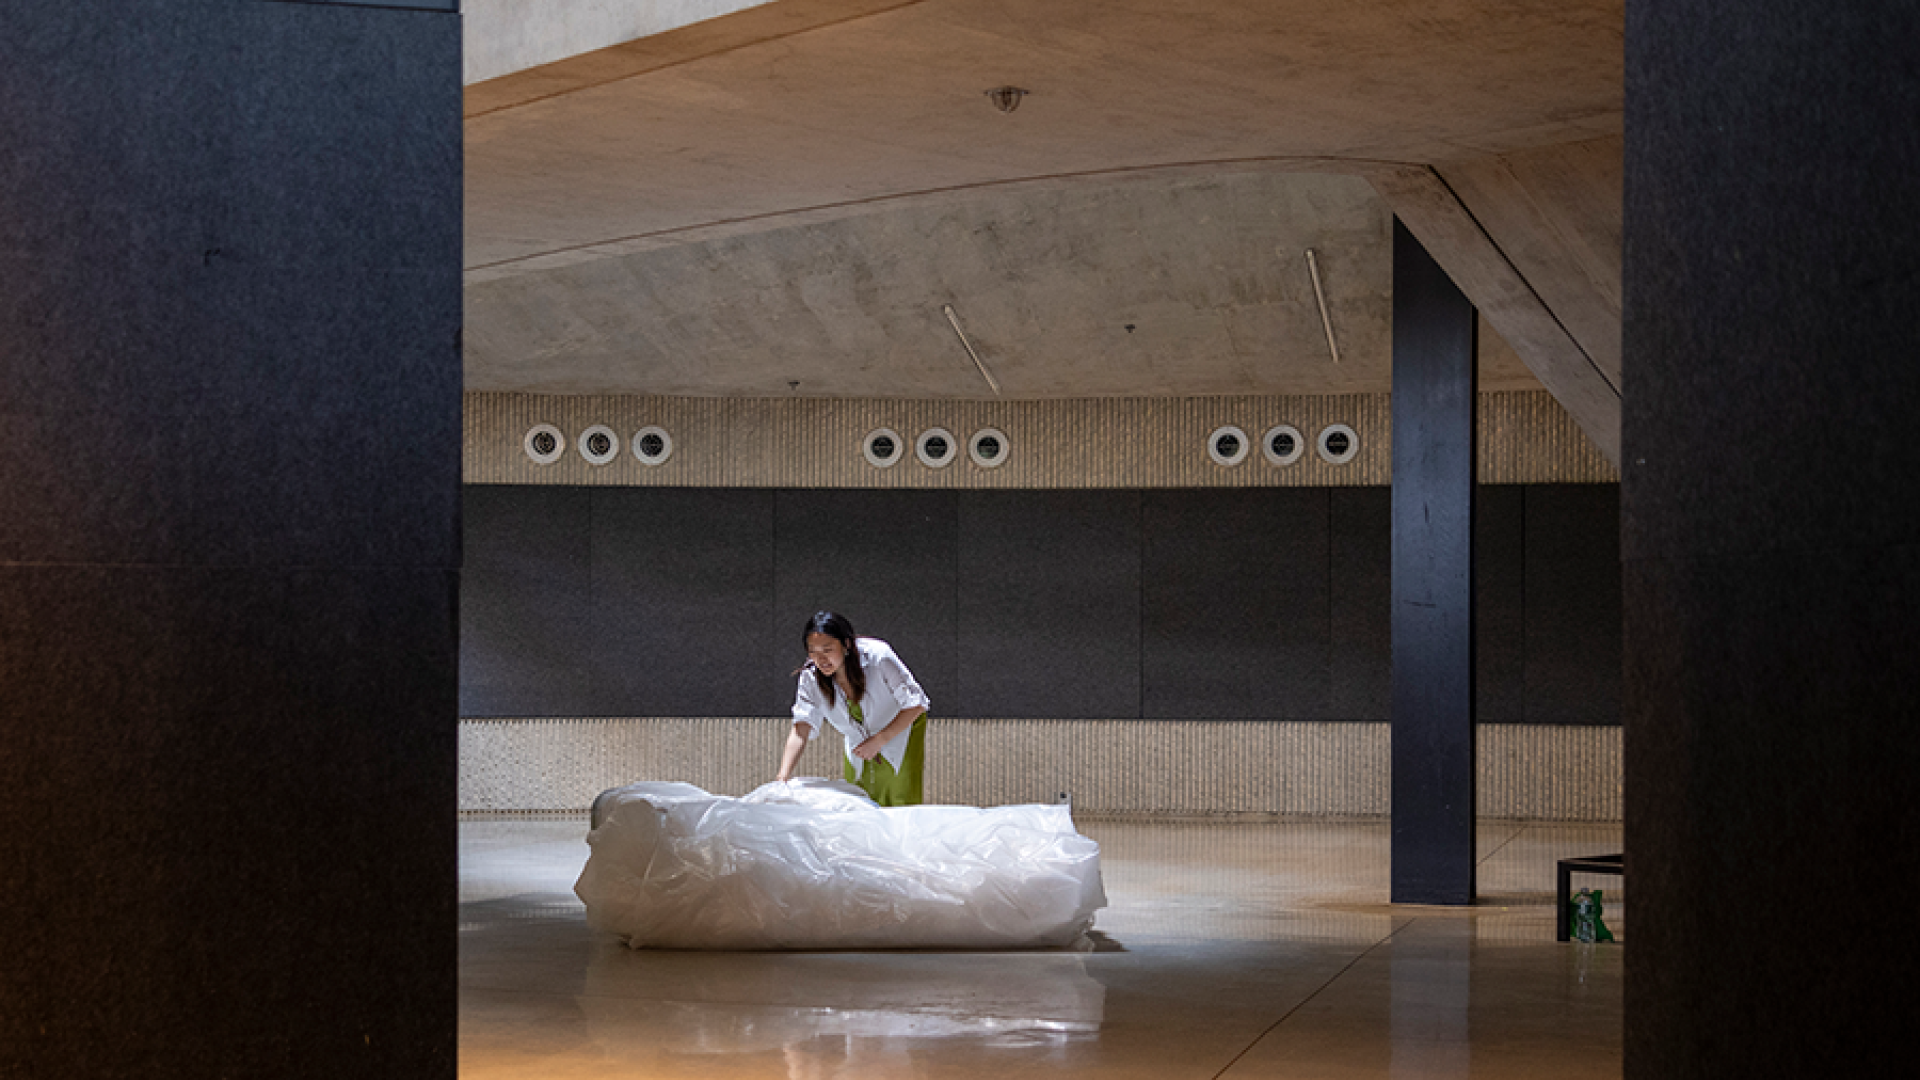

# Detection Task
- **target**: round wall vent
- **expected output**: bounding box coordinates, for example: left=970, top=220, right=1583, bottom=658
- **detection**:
left=632, top=425, right=673, bottom=466
left=524, top=423, right=565, bottom=465
left=1262, top=424, right=1305, bottom=466
left=863, top=427, right=904, bottom=468
left=578, top=424, right=620, bottom=465
left=968, top=427, right=1010, bottom=469
left=1317, top=423, right=1359, bottom=465
left=917, top=427, right=957, bottom=468
left=1208, top=424, right=1250, bottom=466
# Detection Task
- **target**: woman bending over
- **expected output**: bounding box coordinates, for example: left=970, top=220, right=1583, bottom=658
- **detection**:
left=777, top=611, right=929, bottom=806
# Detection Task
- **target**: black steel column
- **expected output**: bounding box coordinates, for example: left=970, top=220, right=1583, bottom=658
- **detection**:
left=1390, top=217, right=1478, bottom=905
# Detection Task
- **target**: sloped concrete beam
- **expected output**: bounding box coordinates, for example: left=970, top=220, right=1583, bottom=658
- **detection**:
left=1439, top=136, right=1623, bottom=392
left=1368, top=163, right=1622, bottom=464
left=465, top=0, right=776, bottom=85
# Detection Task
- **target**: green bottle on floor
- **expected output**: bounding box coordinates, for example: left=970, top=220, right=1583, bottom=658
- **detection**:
left=1568, top=888, right=1615, bottom=943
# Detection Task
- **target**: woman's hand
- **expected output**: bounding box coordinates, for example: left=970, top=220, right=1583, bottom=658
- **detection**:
left=777, top=723, right=810, bottom=781
left=852, top=706, right=924, bottom=761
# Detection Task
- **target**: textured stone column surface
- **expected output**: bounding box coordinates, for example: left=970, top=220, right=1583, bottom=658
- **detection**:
left=1389, top=218, right=1479, bottom=905
left=0, top=4, right=462, bottom=1077
left=1625, top=1, right=1920, bottom=1074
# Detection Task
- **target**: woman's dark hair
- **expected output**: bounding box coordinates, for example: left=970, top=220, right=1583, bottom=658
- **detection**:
left=803, top=610, right=865, bottom=706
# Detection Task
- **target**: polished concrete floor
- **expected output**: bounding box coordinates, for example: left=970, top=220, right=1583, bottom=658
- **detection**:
left=461, top=816, right=1624, bottom=1079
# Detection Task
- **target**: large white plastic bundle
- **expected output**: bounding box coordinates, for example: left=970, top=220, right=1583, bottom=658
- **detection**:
left=574, top=778, right=1106, bottom=950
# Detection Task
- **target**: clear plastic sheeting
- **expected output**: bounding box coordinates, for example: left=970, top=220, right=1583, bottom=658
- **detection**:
left=575, top=778, right=1107, bottom=950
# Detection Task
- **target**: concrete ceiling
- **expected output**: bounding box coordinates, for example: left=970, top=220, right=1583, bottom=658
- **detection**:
left=465, top=0, right=1624, bottom=454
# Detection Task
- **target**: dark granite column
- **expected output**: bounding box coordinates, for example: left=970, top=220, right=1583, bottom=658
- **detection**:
left=1625, top=1, right=1920, bottom=1074
left=0, top=3, right=461, bottom=1077
left=1390, top=218, right=1478, bottom=905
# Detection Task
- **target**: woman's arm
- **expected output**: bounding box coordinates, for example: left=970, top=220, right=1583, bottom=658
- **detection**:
left=863, top=641, right=930, bottom=712
left=780, top=668, right=830, bottom=781
left=776, top=723, right=811, bottom=781
left=852, top=705, right=926, bottom=761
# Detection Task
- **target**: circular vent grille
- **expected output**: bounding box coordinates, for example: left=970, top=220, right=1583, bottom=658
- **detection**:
left=632, top=425, right=673, bottom=466
left=863, top=427, right=904, bottom=468
left=1317, top=423, right=1359, bottom=465
left=1208, top=425, right=1249, bottom=466
left=524, top=423, right=565, bottom=465
left=1262, top=424, right=1305, bottom=466
left=969, top=427, right=1010, bottom=469
left=917, top=427, right=957, bottom=468
left=578, top=425, right=619, bottom=465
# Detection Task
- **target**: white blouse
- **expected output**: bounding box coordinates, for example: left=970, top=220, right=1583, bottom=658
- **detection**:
left=790, top=637, right=930, bottom=769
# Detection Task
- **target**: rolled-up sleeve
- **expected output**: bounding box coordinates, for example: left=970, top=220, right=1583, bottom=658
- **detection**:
left=791, top=670, right=825, bottom=736
left=867, top=643, right=930, bottom=713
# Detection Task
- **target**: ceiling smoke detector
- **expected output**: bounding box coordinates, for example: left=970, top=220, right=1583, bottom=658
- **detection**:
left=985, top=86, right=1028, bottom=113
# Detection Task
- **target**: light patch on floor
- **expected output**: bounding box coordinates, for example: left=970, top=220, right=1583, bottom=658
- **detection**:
left=460, top=817, right=1623, bottom=1079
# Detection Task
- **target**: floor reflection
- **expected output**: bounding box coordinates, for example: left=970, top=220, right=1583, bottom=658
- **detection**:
left=1389, top=927, right=1471, bottom=1077
left=579, top=949, right=1106, bottom=1056
left=460, top=818, right=1626, bottom=1079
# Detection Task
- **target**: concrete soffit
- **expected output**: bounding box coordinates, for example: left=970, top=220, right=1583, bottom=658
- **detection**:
left=462, top=1, right=1628, bottom=467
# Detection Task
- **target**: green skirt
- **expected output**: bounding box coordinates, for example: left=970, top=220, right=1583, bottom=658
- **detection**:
left=845, top=714, right=927, bottom=806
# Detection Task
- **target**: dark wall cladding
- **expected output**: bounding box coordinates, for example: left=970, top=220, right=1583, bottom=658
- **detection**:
left=958, top=490, right=1142, bottom=718
left=461, top=486, right=596, bottom=716
left=461, top=484, right=1622, bottom=723
left=3, top=4, right=462, bottom=1078
left=775, top=489, right=959, bottom=716
left=1475, top=486, right=1528, bottom=720
left=1523, top=484, right=1623, bottom=724
left=1141, top=489, right=1332, bottom=719
left=596, top=488, right=781, bottom=716
left=1330, top=487, right=1393, bottom=719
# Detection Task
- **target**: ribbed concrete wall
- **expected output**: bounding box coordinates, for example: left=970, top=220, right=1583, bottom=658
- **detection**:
left=463, top=390, right=1616, bottom=488
left=459, top=717, right=1622, bottom=821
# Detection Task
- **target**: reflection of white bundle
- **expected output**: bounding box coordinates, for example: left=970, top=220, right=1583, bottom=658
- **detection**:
left=577, top=952, right=1108, bottom=1055
left=575, top=778, right=1107, bottom=950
